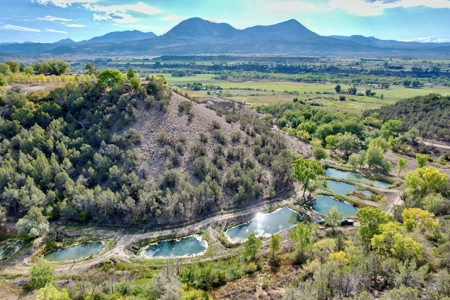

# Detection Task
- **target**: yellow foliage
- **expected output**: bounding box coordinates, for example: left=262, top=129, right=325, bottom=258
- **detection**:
left=402, top=207, right=440, bottom=232
left=329, top=251, right=349, bottom=265
left=371, top=221, right=423, bottom=259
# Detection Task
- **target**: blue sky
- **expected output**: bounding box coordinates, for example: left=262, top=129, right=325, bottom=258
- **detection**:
left=1, top=0, right=450, bottom=43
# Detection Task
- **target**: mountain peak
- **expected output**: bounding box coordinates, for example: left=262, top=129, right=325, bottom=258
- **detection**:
left=55, top=38, right=76, bottom=44
left=165, top=17, right=241, bottom=39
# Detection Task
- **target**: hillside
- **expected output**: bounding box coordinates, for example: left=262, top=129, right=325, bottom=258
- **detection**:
left=0, top=79, right=310, bottom=229
left=371, top=94, right=450, bottom=142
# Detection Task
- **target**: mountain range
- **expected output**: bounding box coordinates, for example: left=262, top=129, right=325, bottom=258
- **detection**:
left=1, top=17, right=450, bottom=57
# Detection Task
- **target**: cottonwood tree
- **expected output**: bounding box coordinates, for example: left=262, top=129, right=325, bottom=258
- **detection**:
left=269, top=234, right=281, bottom=260
left=289, top=222, right=312, bottom=263
left=405, top=167, right=448, bottom=197
left=416, top=154, right=430, bottom=168
left=324, top=206, right=343, bottom=233
left=98, top=69, right=124, bottom=88
left=357, top=207, right=391, bottom=250
left=292, top=157, right=325, bottom=200
left=244, top=233, right=262, bottom=262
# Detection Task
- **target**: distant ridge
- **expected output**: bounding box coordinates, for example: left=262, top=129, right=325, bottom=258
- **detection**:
left=1, top=17, right=450, bottom=57
left=55, top=38, right=76, bottom=44
left=86, top=30, right=157, bottom=44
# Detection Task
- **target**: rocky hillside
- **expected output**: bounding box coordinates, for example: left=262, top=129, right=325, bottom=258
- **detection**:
left=130, top=93, right=310, bottom=216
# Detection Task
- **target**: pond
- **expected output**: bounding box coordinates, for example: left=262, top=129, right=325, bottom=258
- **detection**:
left=0, top=239, right=23, bottom=261
left=225, top=207, right=301, bottom=243
left=313, top=195, right=358, bottom=217
left=142, top=235, right=207, bottom=258
left=44, top=242, right=104, bottom=262
left=326, top=168, right=390, bottom=188
left=327, top=180, right=373, bottom=197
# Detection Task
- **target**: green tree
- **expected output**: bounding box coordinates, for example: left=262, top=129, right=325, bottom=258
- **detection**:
left=127, top=67, right=135, bottom=80
left=381, top=119, right=403, bottom=138
left=5, top=60, right=19, bottom=73
left=312, top=146, right=328, bottom=161
left=269, top=234, right=281, bottom=260
left=405, top=167, right=448, bottom=197
left=289, top=222, right=312, bottom=263
left=98, top=69, right=125, bottom=88
left=423, top=193, right=447, bottom=215
left=244, top=233, right=262, bottom=262
left=0, top=63, right=11, bottom=76
left=85, top=62, right=97, bottom=75
left=416, top=154, right=430, bottom=168
left=292, top=158, right=325, bottom=200
left=130, top=76, right=141, bottom=94
left=397, top=158, right=408, bottom=177
left=334, top=84, right=341, bottom=93
left=357, top=207, right=391, bottom=248
left=36, top=284, right=70, bottom=300
left=0, top=75, right=7, bottom=87
left=335, top=132, right=360, bottom=158
left=406, top=127, right=419, bottom=143
left=324, top=206, right=343, bottom=233
left=366, top=146, right=384, bottom=169
left=16, top=206, right=49, bottom=238
left=28, top=260, right=54, bottom=290
left=325, top=135, right=337, bottom=149
left=24, top=66, right=34, bottom=75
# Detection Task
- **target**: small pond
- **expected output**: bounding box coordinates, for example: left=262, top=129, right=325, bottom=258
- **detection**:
left=326, top=168, right=390, bottom=188
left=0, top=239, right=23, bottom=261
left=142, top=235, right=207, bottom=258
left=313, top=195, right=358, bottom=217
left=225, top=207, right=301, bottom=243
left=44, top=242, right=104, bottom=261
left=327, top=180, right=373, bottom=197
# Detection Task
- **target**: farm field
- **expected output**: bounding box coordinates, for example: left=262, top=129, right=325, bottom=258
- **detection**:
left=162, top=73, right=450, bottom=112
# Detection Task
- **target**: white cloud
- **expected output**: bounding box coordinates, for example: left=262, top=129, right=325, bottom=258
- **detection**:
left=32, top=0, right=98, bottom=8
left=261, top=1, right=331, bottom=13
left=328, top=0, right=450, bottom=16
left=38, top=15, right=72, bottom=21
left=0, top=24, right=41, bottom=32
left=160, top=15, right=186, bottom=23
left=63, top=23, right=84, bottom=27
left=46, top=29, right=68, bottom=33
left=402, top=35, right=450, bottom=43
left=85, top=2, right=162, bottom=23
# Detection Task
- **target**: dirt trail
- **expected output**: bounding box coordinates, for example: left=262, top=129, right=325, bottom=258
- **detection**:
left=0, top=195, right=300, bottom=276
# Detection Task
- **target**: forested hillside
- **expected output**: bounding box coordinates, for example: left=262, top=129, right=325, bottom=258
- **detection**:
left=0, top=76, right=304, bottom=228
left=371, top=94, right=450, bottom=142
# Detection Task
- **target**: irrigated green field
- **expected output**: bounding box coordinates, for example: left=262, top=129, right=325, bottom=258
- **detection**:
left=163, top=73, right=450, bottom=113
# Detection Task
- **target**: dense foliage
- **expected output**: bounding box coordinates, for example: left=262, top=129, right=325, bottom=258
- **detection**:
left=370, top=94, right=450, bottom=142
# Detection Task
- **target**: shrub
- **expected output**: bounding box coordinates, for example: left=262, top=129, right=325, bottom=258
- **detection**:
left=28, top=260, right=54, bottom=290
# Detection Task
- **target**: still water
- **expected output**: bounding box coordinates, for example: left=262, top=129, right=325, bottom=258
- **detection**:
left=326, top=168, right=390, bottom=188
left=313, top=195, right=358, bottom=217
left=44, top=242, right=104, bottom=261
left=225, top=207, right=301, bottom=243
left=327, top=180, right=373, bottom=197
left=142, top=235, right=207, bottom=258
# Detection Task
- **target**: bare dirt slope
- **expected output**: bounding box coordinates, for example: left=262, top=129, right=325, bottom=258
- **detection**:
left=132, top=94, right=311, bottom=184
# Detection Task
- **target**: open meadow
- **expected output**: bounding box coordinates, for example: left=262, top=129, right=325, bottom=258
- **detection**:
left=161, top=73, right=450, bottom=113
